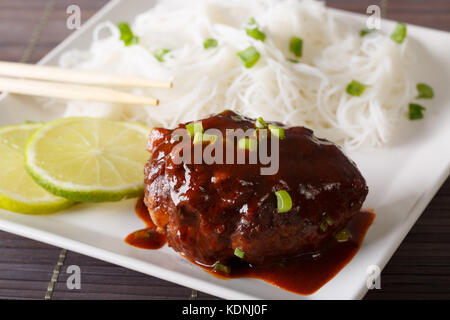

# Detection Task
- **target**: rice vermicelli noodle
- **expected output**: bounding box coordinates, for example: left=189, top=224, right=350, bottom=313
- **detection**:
left=58, top=0, right=416, bottom=149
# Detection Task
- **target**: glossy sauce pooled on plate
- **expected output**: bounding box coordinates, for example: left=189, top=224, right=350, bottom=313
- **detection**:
left=127, top=110, right=372, bottom=295
left=125, top=199, right=166, bottom=250
left=127, top=198, right=373, bottom=295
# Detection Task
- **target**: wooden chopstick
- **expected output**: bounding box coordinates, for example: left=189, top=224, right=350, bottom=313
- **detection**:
left=0, top=77, right=159, bottom=106
left=0, top=61, right=172, bottom=89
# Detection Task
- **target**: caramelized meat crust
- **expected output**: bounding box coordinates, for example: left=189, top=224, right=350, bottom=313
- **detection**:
left=144, top=111, right=368, bottom=266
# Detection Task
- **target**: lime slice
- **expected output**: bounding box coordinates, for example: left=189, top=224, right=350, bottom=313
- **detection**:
left=0, top=123, right=74, bottom=214
left=25, top=118, right=150, bottom=202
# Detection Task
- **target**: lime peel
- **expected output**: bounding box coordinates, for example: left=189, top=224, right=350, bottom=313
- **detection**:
left=0, top=123, right=74, bottom=214
left=25, top=117, right=151, bottom=203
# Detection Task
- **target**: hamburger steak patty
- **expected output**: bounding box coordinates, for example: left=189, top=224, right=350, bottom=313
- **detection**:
left=144, top=110, right=368, bottom=266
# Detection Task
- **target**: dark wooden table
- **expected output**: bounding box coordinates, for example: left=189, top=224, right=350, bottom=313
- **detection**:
left=0, top=0, right=449, bottom=300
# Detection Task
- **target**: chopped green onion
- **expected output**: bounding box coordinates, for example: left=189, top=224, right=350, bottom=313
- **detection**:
left=275, top=190, right=292, bottom=213
left=214, top=263, right=230, bottom=274
left=360, top=28, right=375, bottom=37
left=289, top=37, right=303, bottom=57
left=416, top=83, right=434, bottom=99
left=204, top=38, right=218, bottom=49
left=234, top=247, right=245, bottom=259
left=153, top=48, right=170, bottom=62
left=409, top=103, right=426, bottom=120
left=118, top=22, right=139, bottom=46
left=194, top=133, right=217, bottom=145
left=334, top=229, right=350, bottom=242
left=287, top=58, right=299, bottom=63
left=244, top=18, right=265, bottom=41
left=186, top=122, right=203, bottom=137
left=192, top=132, right=203, bottom=144
left=237, top=138, right=257, bottom=151
left=346, top=80, right=369, bottom=97
left=319, top=214, right=333, bottom=232
left=268, top=124, right=285, bottom=139
left=245, top=27, right=266, bottom=41
left=255, top=117, right=267, bottom=129
left=237, top=46, right=260, bottom=68
left=325, top=214, right=333, bottom=226
left=390, top=22, right=407, bottom=43
left=319, top=221, right=328, bottom=232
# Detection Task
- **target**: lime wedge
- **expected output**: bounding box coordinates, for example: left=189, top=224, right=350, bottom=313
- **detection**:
left=25, top=118, right=150, bottom=202
left=0, top=123, right=74, bottom=214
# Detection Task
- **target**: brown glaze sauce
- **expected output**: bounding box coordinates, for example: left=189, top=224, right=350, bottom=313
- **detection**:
left=126, top=197, right=374, bottom=295
left=125, top=199, right=167, bottom=250
left=145, top=110, right=369, bottom=268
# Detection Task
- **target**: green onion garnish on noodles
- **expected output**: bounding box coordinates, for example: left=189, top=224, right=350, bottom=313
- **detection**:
left=346, top=80, right=368, bottom=97
left=186, top=122, right=203, bottom=137
left=416, top=83, right=434, bottom=99
left=360, top=28, right=375, bottom=37
left=153, top=48, right=170, bottom=62
left=214, top=263, right=230, bottom=274
left=234, top=247, right=245, bottom=259
left=268, top=124, right=285, bottom=139
left=390, top=22, right=407, bottom=43
left=289, top=37, right=303, bottom=57
left=244, top=17, right=266, bottom=41
left=409, top=103, right=426, bottom=120
left=275, top=190, right=292, bottom=213
left=237, top=46, right=260, bottom=68
left=246, top=28, right=266, bottom=41
left=255, top=117, right=267, bottom=129
left=204, top=38, right=218, bottom=49
left=118, top=22, right=139, bottom=46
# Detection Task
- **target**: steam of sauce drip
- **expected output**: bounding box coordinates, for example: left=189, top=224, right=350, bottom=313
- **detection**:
left=125, top=198, right=167, bottom=249
left=126, top=198, right=375, bottom=295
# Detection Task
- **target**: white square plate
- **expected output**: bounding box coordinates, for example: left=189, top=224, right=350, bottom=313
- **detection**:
left=0, top=0, right=449, bottom=299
